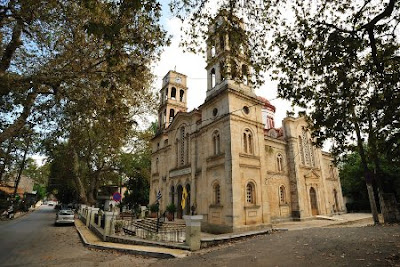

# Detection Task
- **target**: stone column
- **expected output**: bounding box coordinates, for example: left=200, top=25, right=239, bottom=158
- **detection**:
left=86, top=207, right=94, bottom=227
left=79, top=204, right=86, bottom=219
left=103, top=211, right=119, bottom=241
left=90, top=208, right=99, bottom=228
left=183, top=215, right=203, bottom=251
left=98, top=211, right=103, bottom=227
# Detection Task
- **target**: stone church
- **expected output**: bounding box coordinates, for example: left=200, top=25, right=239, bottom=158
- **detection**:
left=150, top=13, right=345, bottom=233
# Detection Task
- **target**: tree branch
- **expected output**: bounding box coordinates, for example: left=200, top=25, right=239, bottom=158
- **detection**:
left=0, top=17, right=23, bottom=73
left=0, top=91, right=38, bottom=144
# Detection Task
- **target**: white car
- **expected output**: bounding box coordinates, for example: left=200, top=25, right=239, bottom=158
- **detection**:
left=55, top=209, right=75, bottom=225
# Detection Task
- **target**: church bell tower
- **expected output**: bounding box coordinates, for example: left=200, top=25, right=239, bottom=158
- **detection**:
left=205, top=10, right=254, bottom=100
left=158, top=71, right=188, bottom=130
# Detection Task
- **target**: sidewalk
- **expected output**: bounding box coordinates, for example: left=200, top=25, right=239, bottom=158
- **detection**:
left=75, top=213, right=373, bottom=258
left=272, top=213, right=373, bottom=231
left=75, top=219, right=190, bottom=259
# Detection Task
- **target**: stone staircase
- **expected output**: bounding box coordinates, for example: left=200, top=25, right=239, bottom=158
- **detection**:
left=123, top=218, right=186, bottom=235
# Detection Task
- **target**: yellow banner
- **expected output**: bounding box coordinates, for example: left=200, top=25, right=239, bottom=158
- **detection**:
left=181, top=187, right=188, bottom=209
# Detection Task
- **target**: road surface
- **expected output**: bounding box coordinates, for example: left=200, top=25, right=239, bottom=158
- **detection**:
left=0, top=205, right=154, bottom=266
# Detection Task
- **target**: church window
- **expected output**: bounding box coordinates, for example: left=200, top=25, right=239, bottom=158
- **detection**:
left=243, top=106, right=250, bottom=115
left=211, top=68, right=216, bottom=88
left=211, top=46, right=216, bottom=57
left=171, top=87, right=176, bottom=99
left=267, top=116, right=275, bottom=129
left=330, top=165, right=335, bottom=179
left=246, top=182, right=255, bottom=204
left=169, top=109, right=175, bottom=123
left=243, top=132, right=248, bottom=153
left=214, top=183, right=221, bottom=204
left=220, top=35, right=225, bottom=51
left=243, top=129, right=254, bottom=154
left=180, top=90, right=184, bottom=102
left=309, top=139, right=315, bottom=167
left=299, top=135, right=305, bottom=164
left=279, top=185, right=286, bottom=204
left=277, top=154, right=283, bottom=172
left=213, top=130, right=220, bottom=155
left=212, top=108, right=218, bottom=117
left=242, top=64, right=248, bottom=85
left=165, top=88, right=168, bottom=100
left=156, top=158, right=159, bottom=173
left=300, top=128, right=315, bottom=167
left=231, top=60, right=238, bottom=79
left=179, top=126, right=186, bottom=166
left=220, top=61, right=225, bottom=81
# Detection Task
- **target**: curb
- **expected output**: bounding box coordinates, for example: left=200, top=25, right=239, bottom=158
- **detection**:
left=75, top=222, right=188, bottom=259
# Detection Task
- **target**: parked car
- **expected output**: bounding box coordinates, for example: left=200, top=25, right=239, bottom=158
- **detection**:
left=55, top=209, right=75, bottom=226
left=48, top=201, right=56, bottom=206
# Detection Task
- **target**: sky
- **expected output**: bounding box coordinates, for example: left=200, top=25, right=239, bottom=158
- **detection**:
left=152, top=1, right=296, bottom=129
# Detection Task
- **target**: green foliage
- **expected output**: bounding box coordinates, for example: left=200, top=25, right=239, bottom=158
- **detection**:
left=120, top=125, right=155, bottom=210
left=33, top=184, right=47, bottom=200
left=166, top=203, right=177, bottom=213
left=149, top=203, right=159, bottom=213
left=340, top=151, right=400, bottom=206
left=0, top=0, right=168, bottom=147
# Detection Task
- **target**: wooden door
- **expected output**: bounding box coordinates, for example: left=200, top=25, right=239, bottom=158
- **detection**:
left=310, top=187, right=319, bottom=216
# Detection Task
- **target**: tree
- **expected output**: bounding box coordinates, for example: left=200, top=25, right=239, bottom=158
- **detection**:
left=340, top=150, right=400, bottom=211
left=170, top=0, right=400, bottom=223
left=120, top=124, right=155, bottom=212
left=0, top=0, right=168, bottom=145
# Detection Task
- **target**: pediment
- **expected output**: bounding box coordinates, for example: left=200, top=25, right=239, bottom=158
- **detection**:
left=166, top=109, right=201, bottom=133
left=304, top=169, right=320, bottom=179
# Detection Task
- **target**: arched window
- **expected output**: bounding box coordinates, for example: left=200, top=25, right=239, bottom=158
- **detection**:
left=309, top=139, right=315, bottom=167
left=164, top=139, right=168, bottom=146
left=231, top=60, right=238, bottom=79
left=179, top=126, right=186, bottom=166
left=246, top=182, right=255, bottom=204
left=214, top=183, right=221, bottom=204
left=213, top=130, right=220, bottom=155
left=277, top=154, right=283, bottom=172
left=211, top=46, right=216, bottom=57
left=219, top=35, right=225, bottom=51
left=169, top=109, right=175, bottom=122
left=330, top=165, right=335, bottom=179
left=171, top=87, right=176, bottom=99
left=156, top=158, right=159, bottom=173
left=243, top=129, right=254, bottom=154
left=299, top=135, right=305, bottom=164
left=211, top=68, right=216, bottom=88
left=179, top=89, right=184, bottom=102
left=279, top=185, right=286, bottom=204
left=300, top=128, right=314, bottom=167
left=220, top=61, right=225, bottom=81
left=242, top=64, right=248, bottom=85
left=165, top=88, right=168, bottom=100
left=267, top=116, right=275, bottom=129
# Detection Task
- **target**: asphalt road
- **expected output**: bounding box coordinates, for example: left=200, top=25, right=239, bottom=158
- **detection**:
left=1, top=206, right=399, bottom=267
left=0, top=205, right=155, bottom=266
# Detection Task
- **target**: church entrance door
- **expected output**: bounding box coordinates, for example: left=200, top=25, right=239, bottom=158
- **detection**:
left=177, top=185, right=183, bottom=219
left=310, top=187, right=319, bottom=216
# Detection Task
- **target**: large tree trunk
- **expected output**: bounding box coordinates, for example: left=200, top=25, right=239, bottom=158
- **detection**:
left=0, top=138, right=14, bottom=182
left=71, top=149, right=88, bottom=204
left=352, top=110, right=379, bottom=224
left=13, top=139, right=29, bottom=197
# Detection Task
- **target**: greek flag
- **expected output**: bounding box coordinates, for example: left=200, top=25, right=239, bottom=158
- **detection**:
left=157, top=190, right=162, bottom=201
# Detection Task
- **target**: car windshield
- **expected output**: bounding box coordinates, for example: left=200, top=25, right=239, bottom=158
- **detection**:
left=58, top=210, right=74, bottom=215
